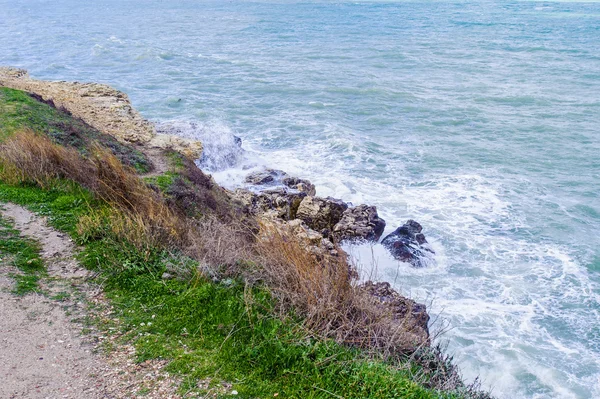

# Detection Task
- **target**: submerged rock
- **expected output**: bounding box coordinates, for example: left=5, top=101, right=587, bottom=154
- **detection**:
left=244, top=169, right=316, bottom=196
left=295, top=196, right=348, bottom=232
left=332, top=204, right=386, bottom=242
left=360, top=281, right=430, bottom=346
left=282, top=176, right=316, bottom=196
left=381, top=220, right=434, bottom=267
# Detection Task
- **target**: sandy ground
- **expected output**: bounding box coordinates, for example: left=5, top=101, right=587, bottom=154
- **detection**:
left=0, top=203, right=182, bottom=399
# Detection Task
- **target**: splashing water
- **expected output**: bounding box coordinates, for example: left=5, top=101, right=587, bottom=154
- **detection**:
left=2, top=0, right=599, bottom=397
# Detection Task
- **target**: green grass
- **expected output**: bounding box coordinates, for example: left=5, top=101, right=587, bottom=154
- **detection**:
left=0, top=213, right=46, bottom=295
left=144, top=171, right=178, bottom=193
left=0, top=87, right=150, bottom=173
left=0, top=180, right=462, bottom=399
left=0, top=89, right=482, bottom=397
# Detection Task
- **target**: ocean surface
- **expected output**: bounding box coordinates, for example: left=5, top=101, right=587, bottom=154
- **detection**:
left=1, top=1, right=599, bottom=397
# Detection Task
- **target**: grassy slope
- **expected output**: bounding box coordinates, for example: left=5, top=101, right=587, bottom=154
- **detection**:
left=0, top=87, right=470, bottom=398
left=0, top=87, right=150, bottom=173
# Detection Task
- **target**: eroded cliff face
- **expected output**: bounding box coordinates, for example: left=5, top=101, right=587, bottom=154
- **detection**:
left=0, top=67, right=202, bottom=159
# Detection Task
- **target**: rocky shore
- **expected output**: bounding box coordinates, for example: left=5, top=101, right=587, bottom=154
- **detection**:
left=0, top=66, right=434, bottom=348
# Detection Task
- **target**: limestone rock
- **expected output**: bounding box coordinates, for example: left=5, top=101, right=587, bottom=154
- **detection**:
left=360, top=281, right=430, bottom=346
left=0, top=67, right=203, bottom=159
left=296, top=196, right=348, bottom=232
left=333, top=204, right=386, bottom=242
left=245, top=169, right=284, bottom=185
left=232, top=187, right=306, bottom=221
left=244, top=169, right=315, bottom=195
left=149, top=134, right=203, bottom=159
left=282, top=176, right=316, bottom=196
left=258, top=211, right=340, bottom=258
left=381, top=220, right=434, bottom=267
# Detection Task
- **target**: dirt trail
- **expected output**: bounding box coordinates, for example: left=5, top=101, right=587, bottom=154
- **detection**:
left=0, top=204, right=106, bottom=399
left=0, top=204, right=181, bottom=399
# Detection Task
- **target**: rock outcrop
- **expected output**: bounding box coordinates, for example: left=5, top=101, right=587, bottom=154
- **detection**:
left=232, top=187, right=306, bottom=221
left=0, top=67, right=203, bottom=159
left=295, top=196, right=348, bottom=233
left=381, top=220, right=434, bottom=267
left=332, top=204, right=386, bottom=242
left=360, top=281, right=430, bottom=346
left=257, top=210, right=341, bottom=258
left=244, top=169, right=316, bottom=196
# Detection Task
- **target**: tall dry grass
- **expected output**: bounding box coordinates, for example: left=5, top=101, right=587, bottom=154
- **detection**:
left=0, top=129, right=185, bottom=248
left=0, top=130, right=472, bottom=390
left=255, top=222, right=429, bottom=356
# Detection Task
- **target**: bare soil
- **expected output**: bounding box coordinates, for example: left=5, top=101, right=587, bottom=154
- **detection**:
left=0, top=203, right=182, bottom=399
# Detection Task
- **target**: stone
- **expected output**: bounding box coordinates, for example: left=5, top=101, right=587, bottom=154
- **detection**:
left=258, top=211, right=341, bottom=258
left=295, top=196, right=348, bottom=232
left=244, top=169, right=287, bottom=185
left=332, top=204, right=386, bottom=242
left=381, top=220, right=434, bottom=267
left=231, top=187, right=306, bottom=221
left=0, top=67, right=203, bottom=159
left=282, top=176, right=316, bottom=196
left=360, top=281, right=430, bottom=346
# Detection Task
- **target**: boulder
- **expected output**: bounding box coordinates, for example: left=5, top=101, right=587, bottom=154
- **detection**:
left=245, top=169, right=286, bottom=185
left=258, top=211, right=341, bottom=258
left=360, top=281, right=430, bottom=346
left=332, top=204, right=386, bottom=242
left=295, top=196, right=348, bottom=232
left=232, top=187, right=306, bottom=220
left=381, top=220, right=433, bottom=267
left=282, top=176, right=316, bottom=196
left=245, top=169, right=316, bottom=196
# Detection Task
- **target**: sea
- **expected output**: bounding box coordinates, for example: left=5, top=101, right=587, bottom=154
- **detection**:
left=1, top=1, right=599, bottom=398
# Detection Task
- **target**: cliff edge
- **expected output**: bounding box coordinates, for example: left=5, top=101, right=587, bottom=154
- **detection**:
left=0, top=67, right=202, bottom=159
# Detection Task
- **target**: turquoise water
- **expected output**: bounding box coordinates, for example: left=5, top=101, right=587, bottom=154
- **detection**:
left=2, top=1, right=599, bottom=397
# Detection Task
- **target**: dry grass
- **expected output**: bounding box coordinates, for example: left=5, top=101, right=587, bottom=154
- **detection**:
left=0, top=130, right=428, bottom=354
left=0, top=128, right=94, bottom=188
left=0, top=130, right=185, bottom=249
left=255, top=222, right=429, bottom=356
left=0, top=129, right=492, bottom=395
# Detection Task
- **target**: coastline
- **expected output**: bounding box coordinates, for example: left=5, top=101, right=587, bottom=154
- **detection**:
left=0, top=67, right=490, bottom=398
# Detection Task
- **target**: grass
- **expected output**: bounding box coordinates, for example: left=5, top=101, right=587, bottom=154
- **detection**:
left=0, top=180, right=464, bottom=399
left=0, top=87, right=150, bottom=173
left=0, top=213, right=46, bottom=295
left=0, top=86, right=490, bottom=398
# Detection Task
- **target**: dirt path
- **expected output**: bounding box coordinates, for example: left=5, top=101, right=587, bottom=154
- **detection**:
left=0, top=204, right=181, bottom=399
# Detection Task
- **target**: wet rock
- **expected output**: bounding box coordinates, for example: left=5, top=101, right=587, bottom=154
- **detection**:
left=244, top=169, right=288, bottom=186
left=244, top=169, right=316, bottom=195
left=233, top=135, right=242, bottom=146
left=296, top=196, right=348, bottom=232
left=381, top=220, right=433, bottom=267
left=360, top=281, right=430, bottom=345
left=282, top=176, right=316, bottom=196
left=332, top=204, right=386, bottom=242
